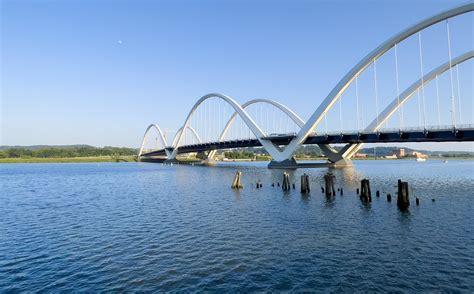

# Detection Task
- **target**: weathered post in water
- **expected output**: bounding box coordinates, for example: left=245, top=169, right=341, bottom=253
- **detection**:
left=360, top=178, right=372, bottom=202
left=231, top=171, right=243, bottom=189
left=300, top=173, right=310, bottom=194
left=324, top=173, right=336, bottom=197
left=282, top=172, right=291, bottom=191
left=397, top=179, right=410, bottom=211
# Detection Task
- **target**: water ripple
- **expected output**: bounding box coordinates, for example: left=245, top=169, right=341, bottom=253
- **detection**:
left=0, top=161, right=473, bottom=291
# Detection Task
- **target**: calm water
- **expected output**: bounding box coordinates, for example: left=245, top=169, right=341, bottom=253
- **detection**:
left=1, top=160, right=473, bottom=292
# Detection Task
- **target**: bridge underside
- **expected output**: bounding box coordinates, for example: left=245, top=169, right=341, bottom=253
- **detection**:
left=140, top=128, right=474, bottom=166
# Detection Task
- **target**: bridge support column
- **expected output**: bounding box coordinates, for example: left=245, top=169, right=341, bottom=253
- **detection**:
left=163, top=159, right=179, bottom=165
left=319, top=144, right=353, bottom=167
left=201, top=158, right=217, bottom=166
left=328, top=158, right=353, bottom=167
left=268, top=158, right=299, bottom=169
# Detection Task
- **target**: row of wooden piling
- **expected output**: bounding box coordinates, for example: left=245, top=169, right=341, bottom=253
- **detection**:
left=232, top=171, right=428, bottom=211
left=357, top=178, right=426, bottom=211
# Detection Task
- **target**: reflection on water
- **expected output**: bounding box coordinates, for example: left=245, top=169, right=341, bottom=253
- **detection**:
left=0, top=160, right=473, bottom=292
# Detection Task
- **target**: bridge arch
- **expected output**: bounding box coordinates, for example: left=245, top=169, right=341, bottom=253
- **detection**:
left=343, top=50, right=474, bottom=158
left=170, top=93, right=287, bottom=161
left=278, top=3, right=474, bottom=161
left=171, top=125, right=202, bottom=147
left=207, top=98, right=305, bottom=159
left=138, top=124, right=168, bottom=157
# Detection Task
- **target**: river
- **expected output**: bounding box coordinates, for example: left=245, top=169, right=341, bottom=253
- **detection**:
left=1, top=160, right=473, bottom=292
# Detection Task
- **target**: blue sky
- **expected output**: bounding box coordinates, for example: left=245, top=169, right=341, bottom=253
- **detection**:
left=1, top=0, right=472, bottom=151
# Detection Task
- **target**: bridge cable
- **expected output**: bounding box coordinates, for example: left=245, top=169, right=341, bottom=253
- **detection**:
left=217, top=99, right=220, bottom=142
left=266, top=104, right=269, bottom=135
left=455, top=65, right=463, bottom=124
left=280, top=109, right=283, bottom=135
left=286, top=113, right=289, bottom=134
left=355, top=77, right=361, bottom=133
left=418, top=32, right=427, bottom=130
left=339, top=93, right=343, bottom=135
left=435, top=74, right=441, bottom=126
left=208, top=100, right=211, bottom=142
left=324, top=112, right=328, bottom=135
left=273, top=106, right=275, bottom=136
left=394, top=43, right=402, bottom=130
left=373, top=58, right=380, bottom=129
left=446, top=19, right=457, bottom=128
left=417, top=89, right=422, bottom=126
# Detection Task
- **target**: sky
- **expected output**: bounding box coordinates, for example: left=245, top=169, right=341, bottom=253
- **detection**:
left=1, top=0, right=473, bottom=151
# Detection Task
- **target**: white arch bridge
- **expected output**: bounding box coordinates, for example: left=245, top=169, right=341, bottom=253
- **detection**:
left=139, top=3, right=474, bottom=168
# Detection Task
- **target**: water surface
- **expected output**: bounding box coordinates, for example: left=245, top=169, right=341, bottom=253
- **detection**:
left=1, top=160, right=473, bottom=292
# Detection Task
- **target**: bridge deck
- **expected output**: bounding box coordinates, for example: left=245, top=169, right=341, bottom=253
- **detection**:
left=141, top=128, right=474, bottom=157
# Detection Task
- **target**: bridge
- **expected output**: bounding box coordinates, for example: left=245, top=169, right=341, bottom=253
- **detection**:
left=139, top=3, right=474, bottom=168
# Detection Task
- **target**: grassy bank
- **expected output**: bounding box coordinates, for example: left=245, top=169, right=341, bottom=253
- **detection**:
left=0, top=156, right=137, bottom=164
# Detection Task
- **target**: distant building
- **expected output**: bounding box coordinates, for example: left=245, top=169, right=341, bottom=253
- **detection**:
left=412, top=151, right=428, bottom=159
left=354, top=153, right=368, bottom=158
left=385, top=154, right=397, bottom=159
left=398, top=148, right=406, bottom=158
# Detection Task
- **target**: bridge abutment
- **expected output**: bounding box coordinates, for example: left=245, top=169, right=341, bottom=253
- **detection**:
left=267, top=158, right=299, bottom=169
left=328, top=158, right=353, bottom=167
left=201, top=158, right=217, bottom=166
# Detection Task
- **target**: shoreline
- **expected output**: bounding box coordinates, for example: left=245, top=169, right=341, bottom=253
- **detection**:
left=1, top=156, right=472, bottom=164
left=0, top=156, right=137, bottom=164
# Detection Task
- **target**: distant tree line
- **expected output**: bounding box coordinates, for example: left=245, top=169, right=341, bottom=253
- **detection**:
left=224, top=151, right=254, bottom=159
left=0, top=146, right=137, bottom=158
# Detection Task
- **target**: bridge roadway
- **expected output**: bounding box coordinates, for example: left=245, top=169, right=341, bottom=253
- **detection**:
left=140, top=127, right=474, bottom=157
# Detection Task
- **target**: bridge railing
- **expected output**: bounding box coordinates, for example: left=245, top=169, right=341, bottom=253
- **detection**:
left=322, top=124, right=473, bottom=137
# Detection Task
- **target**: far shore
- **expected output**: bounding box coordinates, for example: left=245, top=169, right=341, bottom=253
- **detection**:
left=1, top=156, right=472, bottom=164
left=0, top=156, right=137, bottom=164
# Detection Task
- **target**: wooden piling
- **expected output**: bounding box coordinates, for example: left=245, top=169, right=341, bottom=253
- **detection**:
left=282, top=172, right=291, bottom=191
left=324, top=173, right=335, bottom=197
left=300, top=173, right=310, bottom=194
left=416, top=197, right=420, bottom=206
left=376, top=190, right=380, bottom=197
left=360, top=178, right=372, bottom=202
left=231, top=171, right=243, bottom=189
left=397, top=179, right=410, bottom=211
left=340, top=188, right=343, bottom=196
left=356, top=188, right=359, bottom=195
left=387, top=194, right=392, bottom=202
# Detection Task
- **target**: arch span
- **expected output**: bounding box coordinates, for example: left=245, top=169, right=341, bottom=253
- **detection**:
left=170, top=93, right=287, bottom=161
left=138, top=124, right=168, bottom=157
left=207, top=98, right=305, bottom=159
left=277, top=3, right=474, bottom=162
left=344, top=50, right=474, bottom=158
left=171, top=125, right=202, bottom=147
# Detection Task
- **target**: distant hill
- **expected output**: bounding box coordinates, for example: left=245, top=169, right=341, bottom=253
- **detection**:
left=222, top=145, right=473, bottom=158
left=0, top=145, right=138, bottom=159
left=0, top=145, right=93, bottom=150
left=358, top=146, right=474, bottom=157
left=1, top=144, right=471, bottom=157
